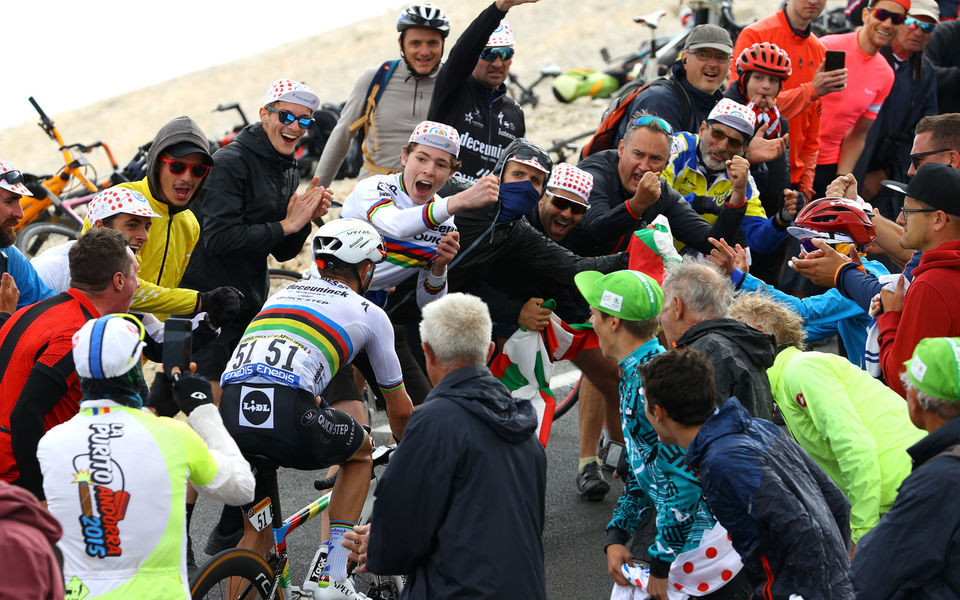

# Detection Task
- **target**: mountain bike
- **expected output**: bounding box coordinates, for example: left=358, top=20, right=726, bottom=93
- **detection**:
left=507, top=63, right=563, bottom=108
left=190, top=444, right=402, bottom=600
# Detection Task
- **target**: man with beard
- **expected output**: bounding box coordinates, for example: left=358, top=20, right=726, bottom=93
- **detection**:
left=0, top=159, right=54, bottom=314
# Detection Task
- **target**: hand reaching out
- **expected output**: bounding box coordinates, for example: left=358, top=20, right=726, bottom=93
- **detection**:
left=708, top=237, right=748, bottom=276
left=431, top=231, right=460, bottom=275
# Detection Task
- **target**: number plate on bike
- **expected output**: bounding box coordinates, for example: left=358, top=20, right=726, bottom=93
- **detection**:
left=247, top=498, right=273, bottom=532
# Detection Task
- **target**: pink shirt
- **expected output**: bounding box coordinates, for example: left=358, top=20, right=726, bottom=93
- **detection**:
left=817, top=31, right=894, bottom=165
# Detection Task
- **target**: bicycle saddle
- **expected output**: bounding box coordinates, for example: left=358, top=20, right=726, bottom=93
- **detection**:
left=634, top=10, right=668, bottom=29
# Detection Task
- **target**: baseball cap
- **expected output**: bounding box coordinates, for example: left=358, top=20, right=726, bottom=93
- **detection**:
left=708, top=98, right=757, bottom=139
left=86, top=188, right=161, bottom=224
left=574, top=270, right=664, bottom=321
left=408, top=120, right=461, bottom=158
left=903, top=337, right=960, bottom=402
left=882, top=162, right=960, bottom=216
left=909, top=0, right=939, bottom=22
left=487, top=20, right=514, bottom=47
left=0, top=158, right=32, bottom=197
left=263, top=78, right=320, bottom=112
left=684, top=24, right=734, bottom=54
left=165, top=141, right=213, bottom=165
left=72, top=315, right=146, bottom=379
left=547, top=163, right=593, bottom=206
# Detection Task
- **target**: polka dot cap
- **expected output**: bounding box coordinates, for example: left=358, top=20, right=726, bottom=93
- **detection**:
left=0, top=158, right=32, bottom=197
left=547, top=162, right=593, bottom=205
left=707, top=98, right=757, bottom=138
left=87, top=188, right=161, bottom=224
left=507, top=156, right=549, bottom=175
left=263, top=78, right=320, bottom=111
left=486, top=20, right=515, bottom=47
left=409, top=120, right=461, bottom=158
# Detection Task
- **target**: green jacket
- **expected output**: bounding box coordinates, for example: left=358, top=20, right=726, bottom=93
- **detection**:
left=767, top=346, right=926, bottom=542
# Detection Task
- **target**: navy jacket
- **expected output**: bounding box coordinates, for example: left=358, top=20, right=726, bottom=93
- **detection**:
left=366, top=366, right=547, bottom=599
left=852, top=416, right=960, bottom=599
left=926, top=19, right=960, bottom=115
left=686, top=398, right=854, bottom=600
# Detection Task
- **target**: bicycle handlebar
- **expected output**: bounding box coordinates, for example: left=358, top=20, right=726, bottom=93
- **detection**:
left=28, top=96, right=52, bottom=126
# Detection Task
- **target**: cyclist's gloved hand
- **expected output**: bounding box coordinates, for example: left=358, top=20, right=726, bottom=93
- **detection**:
left=171, top=373, right=214, bottom=416
left=146, top=372, right=180, bottom=418
left=199, top=286, right=244, bottom=328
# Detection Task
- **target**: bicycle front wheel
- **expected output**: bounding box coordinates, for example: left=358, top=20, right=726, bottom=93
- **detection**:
left=191, top=548, right=278, bottom=600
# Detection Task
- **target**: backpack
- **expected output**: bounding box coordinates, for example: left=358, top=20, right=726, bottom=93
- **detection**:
left=348, top=60, right=402, bottom=174
left=581, top=77, right=690, bottom=158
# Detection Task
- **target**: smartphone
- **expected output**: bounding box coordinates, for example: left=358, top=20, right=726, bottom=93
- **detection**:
left=824, top=50, right=845, bottom=72
left=162, top=318, right=192, bottom=382
left=600, top=440, right=626, bottom=471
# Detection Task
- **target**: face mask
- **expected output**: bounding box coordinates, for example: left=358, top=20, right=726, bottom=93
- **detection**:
left=79, top=363, right=145, bottom=409
left=497, top=180, right=542, bottom=223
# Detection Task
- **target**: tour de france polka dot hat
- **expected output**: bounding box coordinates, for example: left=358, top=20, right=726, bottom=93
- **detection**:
left=0, top=158, right=32, bottom=197
left=86, top=188, right=160, bottom=224
left=547, top=163, right=593, bottom=206
left=263, top=78, right=320, bottom=112
left=409, top=120, right=461, bottom=158
left=486, top=20, right=515, bottom=46
left=73, top=315, right=146, bottom=379
left=707, top=98, right=757, bottom=139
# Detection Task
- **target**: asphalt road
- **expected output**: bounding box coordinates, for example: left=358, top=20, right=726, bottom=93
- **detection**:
left=191, top=365, right=623, bottom=599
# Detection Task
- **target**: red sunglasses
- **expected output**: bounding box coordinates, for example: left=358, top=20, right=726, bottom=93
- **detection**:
left=161, top=156, right=211, bottom=178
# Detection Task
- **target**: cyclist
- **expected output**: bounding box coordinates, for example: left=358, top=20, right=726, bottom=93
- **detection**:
left=314, top=4, right=451, bottom=186
left=217, top=218, right=413, bottom=597
left=0, top=158, right=55, bottom=311
left=37, top=314, right=254, bottom=599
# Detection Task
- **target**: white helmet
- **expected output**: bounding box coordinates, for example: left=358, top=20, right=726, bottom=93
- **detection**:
left=312, top=218, right=386, bottom=265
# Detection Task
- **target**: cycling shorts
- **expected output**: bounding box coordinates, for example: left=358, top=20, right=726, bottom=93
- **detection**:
left=220, top=383, right=366, bottom=471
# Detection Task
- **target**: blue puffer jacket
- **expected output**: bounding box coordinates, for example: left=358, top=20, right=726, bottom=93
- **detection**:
left=685, top=398, right=854, bottom=599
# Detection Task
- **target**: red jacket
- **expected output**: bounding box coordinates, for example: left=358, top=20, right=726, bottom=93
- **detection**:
left=878, top=239, right=960, bottom=396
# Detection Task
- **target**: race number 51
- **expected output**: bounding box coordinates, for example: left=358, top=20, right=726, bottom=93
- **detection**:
left=247, top=497, right=274, bottom=532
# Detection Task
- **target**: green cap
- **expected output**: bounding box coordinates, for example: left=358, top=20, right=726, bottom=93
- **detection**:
left=903, top=337, right=960, bottom=403
left=574, top=270, right=664, bottom=321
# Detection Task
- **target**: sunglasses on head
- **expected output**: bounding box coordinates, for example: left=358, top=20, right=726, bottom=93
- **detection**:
left=509, top=146, right=554, bottom=173
left=0, top=170, right=24, bottom=186
left=546, top=191, right=588, bottom=215
left=265, top=105, right=314, bottom=129
left=160, top=156, right=211, bottom=178
left=905, top=16, right=936, bottom=32
left=634, top=115, right=674, bottom=135
left=872, top=7, right=907, bottom=24
left=480, top=46, right=515, bottom=62
left=705, top=122, right=745, bottom=152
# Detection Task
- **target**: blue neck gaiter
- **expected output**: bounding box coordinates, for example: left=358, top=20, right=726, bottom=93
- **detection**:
left=497, top=180, right=542, bottom=223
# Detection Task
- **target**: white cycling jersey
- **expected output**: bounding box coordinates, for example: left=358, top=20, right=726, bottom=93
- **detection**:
left=220, top=277, right=403, bottom=398
left=340, top=173, right=455, bottom=307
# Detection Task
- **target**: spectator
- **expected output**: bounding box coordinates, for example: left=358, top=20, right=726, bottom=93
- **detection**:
left=660, top=260, right=776, bottom=419
left=0, top=228, right=138, bottom=497
left=0, top=158, right=55, bottom=311
left=729, top=292, right=925, bottom=546
left=574, top=270, right=749, bottom=599
left=576, top=114, right=746, bottom=256
left=181, top=79, right=332, bottom=405
left=642, top=348, right=855, bottom=600
left=428, top=0, right=538, bottom=181
left=815, top=0, right=906, bottom=195
left=0, top=480, right=63, bottom=600
left=315, top=4, right=450, bottom=186
left=852, top=336, right=960, bottom=597
left=925, top=17, right=960, bottom=114
left=351, top=293, right=547, bottom=599
left=854, top=0, right=940, bottom=220
left=616, top=25, right=733, bottom=139
left=733, top=0, right=848, bottom=199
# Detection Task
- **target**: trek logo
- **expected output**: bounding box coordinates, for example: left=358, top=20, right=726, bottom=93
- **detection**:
left=239, top=386, right=275, bottom=429
left=72, top=422, right=130, bottom=559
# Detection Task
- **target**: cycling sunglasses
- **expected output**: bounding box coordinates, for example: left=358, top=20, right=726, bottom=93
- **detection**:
left=634, top=115, right=673, bottom=135
left=905, top=16, right=936, bottom=33
left=480, top=46, right=515, bottom=62
left=509, top=146, right=554, bottom=173
left=800, top=238, right=855, bottom=256
left=265, top=105, right=315, bottom=129
left=872, top=7, right=906, bottom=24
left=705, top=122, right=745, bottom=152
left=161, top=156, right=211, bottom=178
left=0, top=170, right=24, bottom=186
left=909, top=148, right=951, bottom=169
left=546, top=191, right=588, bottom=215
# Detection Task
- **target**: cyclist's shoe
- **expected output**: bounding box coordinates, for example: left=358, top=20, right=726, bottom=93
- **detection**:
left=303, top=544, right=372, bottom=600
left=576, top=461, right=610, bottom=501
left=204, top=524, right=243, bottom=555
left=311, top=578, right=372, bottom=600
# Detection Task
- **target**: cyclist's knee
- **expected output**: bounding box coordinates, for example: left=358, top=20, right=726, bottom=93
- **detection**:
left=347, top=433, right=373, bottom=466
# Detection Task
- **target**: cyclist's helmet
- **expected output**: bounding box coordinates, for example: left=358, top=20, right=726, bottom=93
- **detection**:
left=312, top=218, right=387, bottom=266
left=736, top=42, right=792, bottom=80
left=397, top=3, right=450, bottom=37
left=787, top=197, right=877, bottom=245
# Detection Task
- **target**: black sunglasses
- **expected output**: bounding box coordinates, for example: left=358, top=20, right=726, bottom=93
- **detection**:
left=480, top=47, right=514, bottom=62
left=0, top=170, right=24, bottom=186
left=547, top=192, right=588, bottom=215
left=910, top=148, right=951, bottom=169
left=872, top=7, right=907, bottom=24
left=508, top=146, right=554, bottom=173
left=265, top=106, right=314, bottom=129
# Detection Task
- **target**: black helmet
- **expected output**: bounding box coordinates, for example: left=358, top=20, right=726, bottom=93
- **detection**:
left=397, top=3, right=450, bottom=38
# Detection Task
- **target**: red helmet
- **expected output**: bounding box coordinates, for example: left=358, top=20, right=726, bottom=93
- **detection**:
left=790, top=197, right=877, bottom=244
left=736, top=42, right=792, bottom=79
